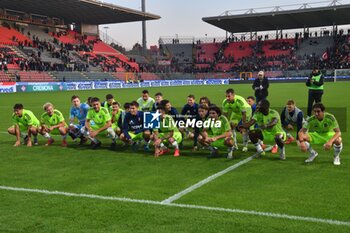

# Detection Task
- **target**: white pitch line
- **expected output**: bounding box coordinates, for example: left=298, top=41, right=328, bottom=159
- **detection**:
left=166, top=203, right=350, bottom=226
left=161, top=153, right=258, bottom=204
left=0, top=185, right=160, bottom=205
left=0, top=185, right=349, bottom=227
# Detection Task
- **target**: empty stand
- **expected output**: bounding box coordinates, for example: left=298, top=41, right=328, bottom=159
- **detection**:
left=22, top=25, right=54, bottom=42
left=196, top=43, right=219, bottom=63
left=0, top=27, right=31, bottom=46
left=50, top=72, right=86, bottom=82
left=84, top=72, right=115, bottom=81
left=261, top=39, right=295, bottom=57
left=50, top=30, right=79, bottom=44
left=296, top=36, right=333, bottom=57
left=165, top=43, right=193, bottom=64
left=140, top=73, right=160, bottom=80
left=223, top=41, right=254, bottom=61
left=18, top=71, right=54, bottom=82
left=0, top=72, right=11, bottom=82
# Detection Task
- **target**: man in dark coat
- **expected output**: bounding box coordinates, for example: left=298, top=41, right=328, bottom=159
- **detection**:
left=252, top=71, right=269, bottom=103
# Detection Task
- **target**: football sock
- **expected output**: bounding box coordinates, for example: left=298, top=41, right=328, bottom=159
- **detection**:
left=232, top=129, right=237, bottom=145
left=334, top=143, right=343, bottom=157
left=160, top=142, right=167, bottom=150
left=172, top=141, right=179, bottom=150
left=243, top=133, right=249, bottom=147
left=254, top=142, right=263, bottom=152
left=304, top=141, right=315, bottom=154
left=279, top=146, right=285, bottom=155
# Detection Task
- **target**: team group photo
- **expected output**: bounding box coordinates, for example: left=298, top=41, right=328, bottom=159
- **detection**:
left=0, top=0, right=349, bottom=232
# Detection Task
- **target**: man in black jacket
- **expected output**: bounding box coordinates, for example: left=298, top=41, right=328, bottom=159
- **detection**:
left=252, top=71, right=269, bottom=103
left=306, top=67, right=324, bottom=117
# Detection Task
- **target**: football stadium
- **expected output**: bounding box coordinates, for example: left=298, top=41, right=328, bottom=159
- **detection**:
left=0, top=0, right=350, bottom=232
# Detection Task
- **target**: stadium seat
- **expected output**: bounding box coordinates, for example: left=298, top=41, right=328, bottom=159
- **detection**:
left=0, top=26, right=32, bottom=46
left=19, top=71, right=54, bottom=82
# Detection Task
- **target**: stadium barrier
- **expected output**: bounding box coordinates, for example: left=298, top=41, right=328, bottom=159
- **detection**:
left=0, top=82, right=16, bottom=93
left=2, top=76, right=348, bottom=94
left=1, top=79, right=229, bottom=93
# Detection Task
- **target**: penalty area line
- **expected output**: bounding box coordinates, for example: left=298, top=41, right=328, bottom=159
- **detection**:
left=0, top=185, right=349, bottom=227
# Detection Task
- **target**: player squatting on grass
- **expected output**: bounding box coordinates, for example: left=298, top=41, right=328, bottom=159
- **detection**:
left=298, top=103, right=343, bottom=166
left=7, top=89, right=344, bottom=165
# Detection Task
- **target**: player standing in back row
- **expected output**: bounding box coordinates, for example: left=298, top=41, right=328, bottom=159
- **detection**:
left=137, top=90, right=155, bottom=112
left=222, top=88, right=252, bottom=152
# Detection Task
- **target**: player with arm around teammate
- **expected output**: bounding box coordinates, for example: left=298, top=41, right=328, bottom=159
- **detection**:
left=298, top=103, right=343, bottom=165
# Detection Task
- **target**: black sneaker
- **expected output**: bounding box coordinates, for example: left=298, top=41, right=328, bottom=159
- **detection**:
left=79, top=137, right=88, bottom=145
left=131, top=142, right=139, bottom=151
left=91, top=141, right=102, bottom=150
left=68, top=131, right=77, bottom=140
left=109, top=141, right=117, bottom=150
left=207, top=149, right=219, bottom=159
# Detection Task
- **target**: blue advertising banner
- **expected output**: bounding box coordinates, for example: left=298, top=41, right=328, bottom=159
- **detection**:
left=9, top=79, right=230, bottom=94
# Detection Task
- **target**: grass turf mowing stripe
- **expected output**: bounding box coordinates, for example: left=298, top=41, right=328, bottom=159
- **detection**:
left=0, top=185, right=349, bottom=227
left=161, top=153, right=258, bottom=204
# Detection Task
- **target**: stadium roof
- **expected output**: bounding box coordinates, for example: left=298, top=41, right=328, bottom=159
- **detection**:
left=0, top=0, right=160, bottom=25
left=202, top=4, right=350, bottom=33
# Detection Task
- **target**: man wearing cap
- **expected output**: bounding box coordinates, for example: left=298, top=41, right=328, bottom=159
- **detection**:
left=252, top=71, right=269, bottom=104
left=306, top=67, right=324, bottom=117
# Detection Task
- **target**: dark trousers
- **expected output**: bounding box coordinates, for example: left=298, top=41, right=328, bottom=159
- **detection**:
left=307, top=90, right=323, bottom=116
left=255, top=95, right=267, bottom=104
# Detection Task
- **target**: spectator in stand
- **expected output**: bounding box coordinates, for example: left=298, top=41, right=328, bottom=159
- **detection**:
left=15, top=72, right=20, bottom=82
left=306, top=67, right=324, bottom=117
left=252, top=71, right=269, bottom=103
left=3, top=61, right=8, bottom=72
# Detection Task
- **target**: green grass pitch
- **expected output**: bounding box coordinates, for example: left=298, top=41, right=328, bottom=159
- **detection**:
left=0, top=82, right=349, bottom=232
